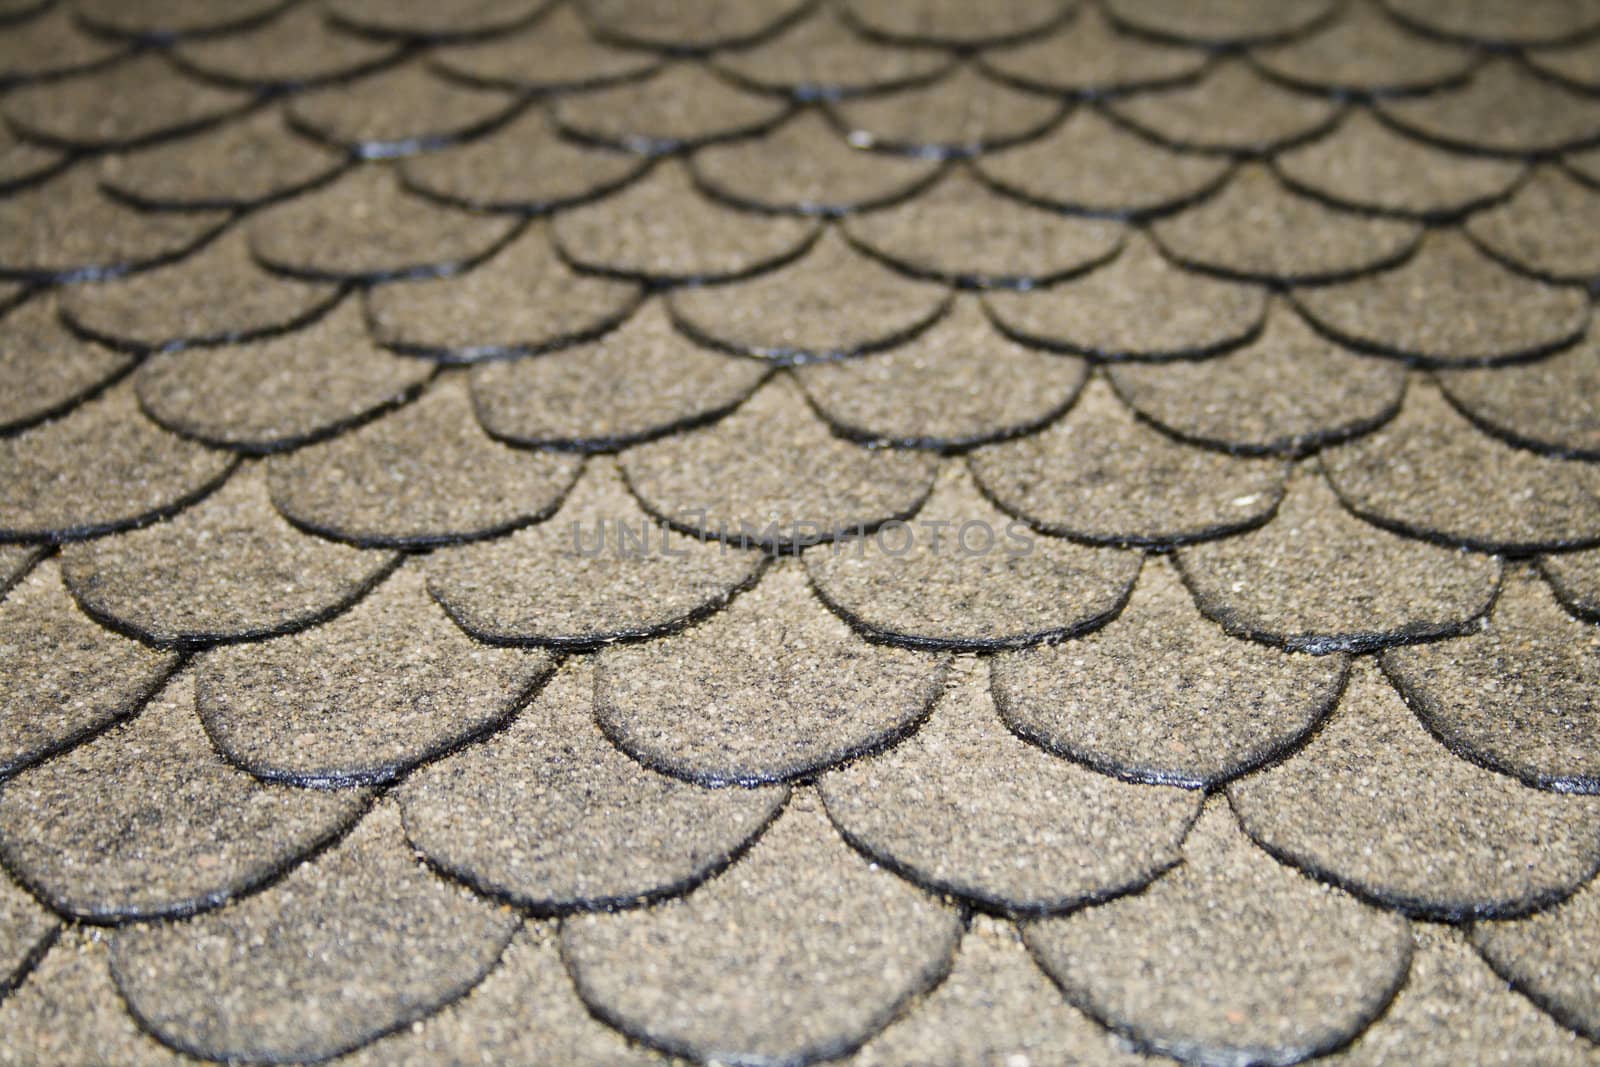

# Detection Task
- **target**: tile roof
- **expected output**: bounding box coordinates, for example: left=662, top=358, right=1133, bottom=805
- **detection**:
left=1, top=1, right=1600, bottom=1064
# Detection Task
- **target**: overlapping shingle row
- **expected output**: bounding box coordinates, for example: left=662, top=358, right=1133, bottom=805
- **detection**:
left=3, top=1, right=1600, bottom=1064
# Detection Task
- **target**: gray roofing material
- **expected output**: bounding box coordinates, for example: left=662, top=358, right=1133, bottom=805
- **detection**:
left=2, top=1, right=1600, bottom=1064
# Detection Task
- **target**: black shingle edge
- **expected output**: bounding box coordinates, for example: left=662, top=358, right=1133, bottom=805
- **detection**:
left=0, top=452, right=240, bottom=546
left=1380, top=647, right=1600, bottom=796
left=816, top=775, right=1193, bottom=919
left=1103, top=361, right=1406, bottom=460
left=366, top=285, right=645, bottom=364
left=666, top=286, right=951, bottom=366
left=590, top=652, right=953, bottom=789
left=428, top=550, right=769, bottom=652
left=403, top=777, right=791, bottom=918
left=472, top=365, right=773, bottom=454
left=194, top=643, right=559, bottom=789
left=1226, top=792, right=1600, bottom=923
left=802, top=546, right=1134, bottom=653
left=1168, top=543, right=1504, bottom=656
left=60, top=276, right=349, bottom=358
left=991, top=647, right=1351, bottom=792
left=64, top=542, right=401, bottom=652
left=1020, top=909, right=1415, bottom=1067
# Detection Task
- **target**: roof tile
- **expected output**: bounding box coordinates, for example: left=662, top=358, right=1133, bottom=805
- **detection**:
left=578, top=0, right=812, bottom=54
left=2, top=54, right=253, bottom=151
left=400, top=108, right=649, bottom=213
left=852, top=916, right=1155, bottom=1066
left=1540, top=548, right=1600, bottom=620
left=0, top=382, right=236, bottom=542
left=110, top=800, right=521, bottom=1063
left=62, top=229, right=342, bottom=353
left=596, top=559, right=950, bottom=785
left=993, top=556, right=1347, bottom=789
left=691, top=111, right=942, bottom=216
left=130, top=296, right=429, bottom=453
left=1439, top=335, right=1600, bottom=459
left=96, top=106, right=346, bottom=211
left=828, top=66, right=1066, bottom=159
left=470, top=300, right=770, bottom=449
left=712, top=7, right=951, bottom=99
left=976, top=107, right=1231, bottom=220
left=1108, top=303, right=1407, bottom=455
left=1383, top=565, right=1600, bottom=794
left=821, top=659, right=1198, bottom=911
left=553, top=62, right=790, bottom=155
left=0, top=5, right=122, bottom=84
left=1152, top=164, right=1421, bottom=285
left=0, top=545, right=41, bottom=599
left=326, top=0, right=552, bottom=41
left=196, top=562, right=552, bottom=786
left=430, top=5, right=658, bottom=91
left=0, top=869, right=55, bottom=999
left=623, top=375, right=939, bottom=549
left=364, top=224, right=642, bottom=360
left=0, top=559, right=180, bottom=780
left=1177, top=464, right=1502, bottom=653
left=249, top=163, right=520, bottom=282
left=71, top=0, right=290, bottom=41
left=970, top=377, right=1287, bottom=546
left=0, top=668, right=369, bottom=919
left=838, top=0, right=1070, bottom=48
left=266, top=375, right=582, bottom=547
left=171, top=4, right=402, bottom=89
left=561, top=790, right=963, bottom=1063
left=978, top=7, right=1209, bottom=98
left=401, top=658, right=786, bottom=909
left=59, top=462, right=399, bottom=646
left=795, top=295, right=1087, bottom=447
left=805, top=462, right=1135, bottom=650
left=1104, top=0, right=1337, bottom=47
left=1379, top=0, right=1600, bottom=47
left=0, top=124, right=64, bottom=193
left=287, top=63, right=523, bottom=160
left=1104, top=61, right=1341, bottom=157
left=339, top=923, right=673, bottom=1066
left=843, top=167, right=1124, bottom=288
left=1275, top=110, right=1524, bottom=221
left=1251, top=1, right=1476, bottom=97
left=1378, top=60, right=1600, bottom=157
left=1526, top=32, right=1600, bottom=95
left=426, top=457, right=768, bottom=646
left=983, top=234, right=1267, bottom=360
left=0, top=170, right=227, bottom=285
left=1473, top=873, right=1600, bottom=1044
left=1229, top=659, right=1600, bottom=919
left=0, top=295, right=132, bottom=433
left=1322, top=380, right=1600, bottom=553
left=669, top=229, right=948, bottom=362
left=1025, top=799, right=1413, bottom=1065
left=0, top=930, right=192, bottom=1067
left=1467, top=166, right=1600, bottom=284
left=1293, top=231, right=1590, bottom=367
left=1327, top=923, right=1600, bottom=1066
left=551, top=160, right=819, bottom=284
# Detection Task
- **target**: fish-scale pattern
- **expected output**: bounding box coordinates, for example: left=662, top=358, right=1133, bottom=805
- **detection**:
left=2, top=4, right=1600, bottom=1064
